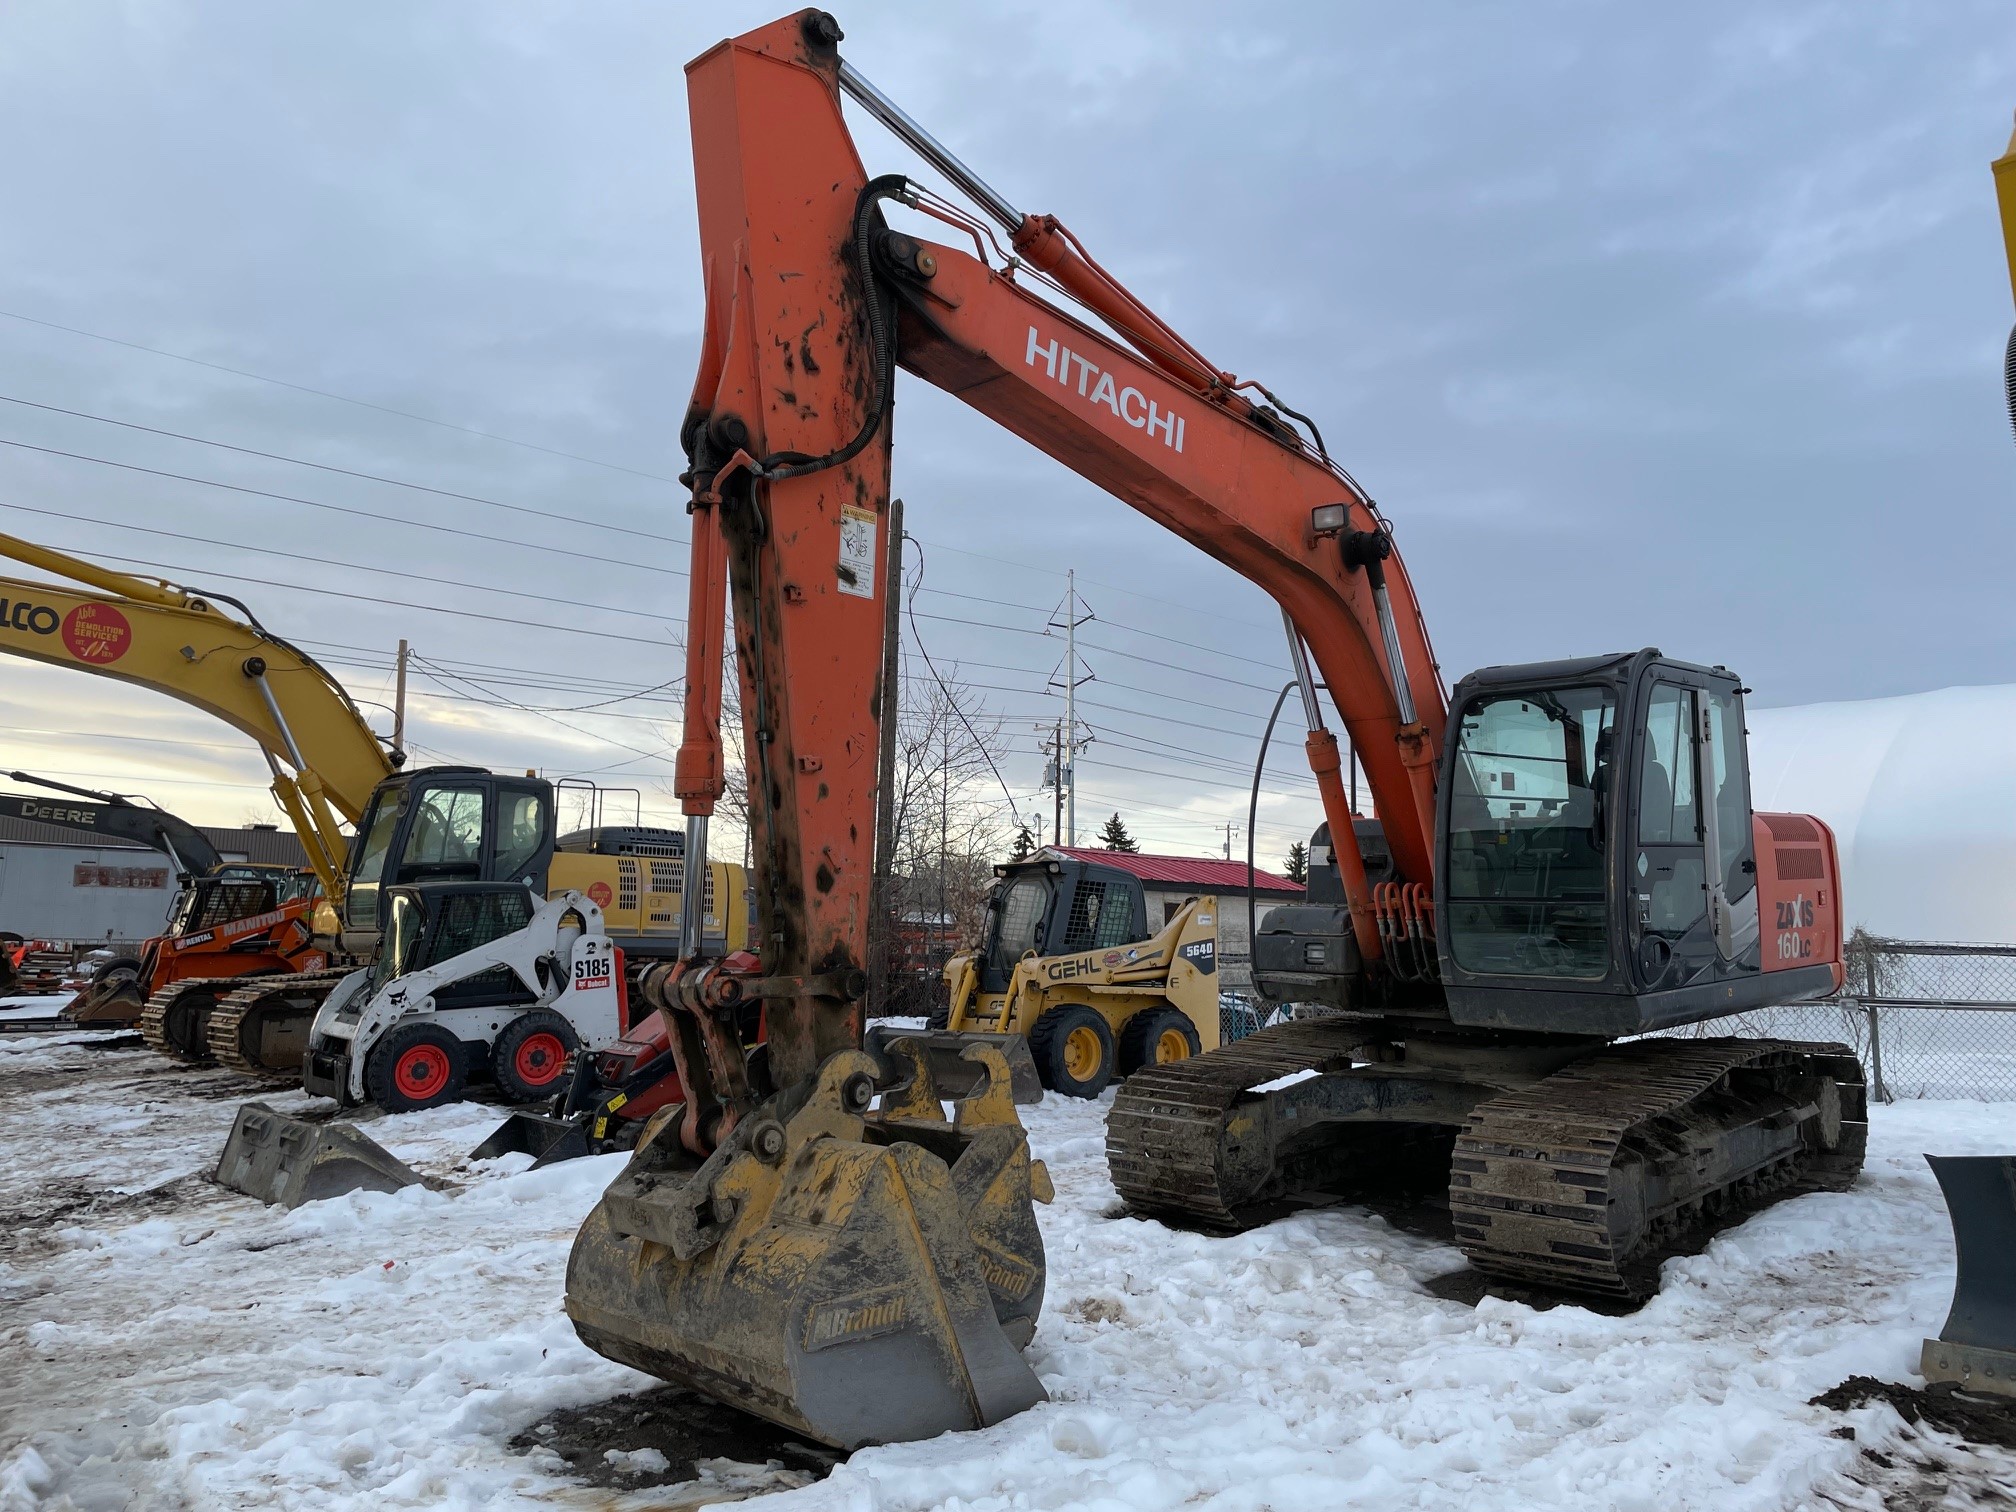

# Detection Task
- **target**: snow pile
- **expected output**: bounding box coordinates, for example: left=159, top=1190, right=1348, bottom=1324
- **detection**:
left=2, top=1035, right=2013, bottom=1510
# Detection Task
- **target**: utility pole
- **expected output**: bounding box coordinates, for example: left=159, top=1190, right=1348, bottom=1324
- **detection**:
left=1049, top=719, right=1063, bottom=846
left=939, top=715, right=952, bottom=968
left=868, top=500, right=904, bottom=1014
left=1222, top=819, right=1240, bottom=860
left=1065, top=571, right=1078, bottom=846
left=1048, top=572, right=1095, bottom=846
left=392, top=638, right=409, bottom=763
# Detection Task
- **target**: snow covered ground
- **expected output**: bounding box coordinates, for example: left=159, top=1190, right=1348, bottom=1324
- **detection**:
left=2, top=1030, right=2013, bottom=1511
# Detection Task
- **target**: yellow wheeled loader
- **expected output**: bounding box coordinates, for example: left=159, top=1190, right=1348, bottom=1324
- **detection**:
left=866, top=853, right=1222, bottom=1102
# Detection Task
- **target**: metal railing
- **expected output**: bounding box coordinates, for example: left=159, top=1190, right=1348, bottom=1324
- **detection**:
left=1224, top=935, right=2016, bottom=1101
left=1659, top=934, right=2016, bottom=1102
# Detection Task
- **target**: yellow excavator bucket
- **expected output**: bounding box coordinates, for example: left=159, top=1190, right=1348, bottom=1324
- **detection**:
left=564, top=1042, right=1051, bottom=1449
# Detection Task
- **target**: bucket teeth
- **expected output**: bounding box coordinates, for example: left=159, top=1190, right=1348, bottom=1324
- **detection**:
left=564, top=1047, right=1049, bottom=1449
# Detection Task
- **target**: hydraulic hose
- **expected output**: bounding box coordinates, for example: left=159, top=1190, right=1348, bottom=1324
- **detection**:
left=756, top=174, right=911, bottom=482
left=1246, top=682, right=1298, bottom=1002
left=2005, top=324, right=2015, bottom=446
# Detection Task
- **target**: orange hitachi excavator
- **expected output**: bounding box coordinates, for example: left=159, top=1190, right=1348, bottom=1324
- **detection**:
left=562, top=10, right=1865, bottom=1449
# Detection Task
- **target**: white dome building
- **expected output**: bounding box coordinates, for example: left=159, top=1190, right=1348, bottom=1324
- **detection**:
left=1747, top=685, right=2016, bottom=945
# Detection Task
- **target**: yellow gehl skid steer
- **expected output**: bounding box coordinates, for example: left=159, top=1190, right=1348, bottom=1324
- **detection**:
left=868, top=852, right=1222, bottom=1102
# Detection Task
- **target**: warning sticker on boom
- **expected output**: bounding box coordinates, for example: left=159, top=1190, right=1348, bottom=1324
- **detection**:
left=837, top=505, right=877, bottom=600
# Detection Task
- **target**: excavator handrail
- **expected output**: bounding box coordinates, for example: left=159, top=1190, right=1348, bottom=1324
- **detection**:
left=0, top=531, right=395, bottom=900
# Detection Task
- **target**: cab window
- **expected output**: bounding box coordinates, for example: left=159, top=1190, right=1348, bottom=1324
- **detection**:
left=1638, top=685, right=1699, bottom=845
left=1444, top=685, right=1615, bottom=979
left=399, top=785, right=486, bottom=878
left=344, top=789, right=405, bottom=929
left=490, top=790, right=549, bottom=883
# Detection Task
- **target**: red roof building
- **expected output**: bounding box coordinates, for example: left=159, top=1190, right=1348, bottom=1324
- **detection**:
left=1044, top=846, right=1302, bottom=898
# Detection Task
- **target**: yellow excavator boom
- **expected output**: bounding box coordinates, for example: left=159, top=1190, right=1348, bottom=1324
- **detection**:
left=0, top=532, right=393, bottom=901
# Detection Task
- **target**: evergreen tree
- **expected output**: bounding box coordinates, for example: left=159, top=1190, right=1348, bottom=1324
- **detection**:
left=1098, top=812, right=1140, bottom=853
left=1010, top=823, right=1036, bottom=860
left=1283, top=840, right=1309, bottom=885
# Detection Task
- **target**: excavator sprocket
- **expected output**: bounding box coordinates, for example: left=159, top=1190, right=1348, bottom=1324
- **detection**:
left=1450, top=1037, right=1866, bottom=1298
left=137, top=978, right=236, bottom=1065
left=207, top=969, right=354, bottom=1078
left=565, top=1042, right=1051, bottom=1450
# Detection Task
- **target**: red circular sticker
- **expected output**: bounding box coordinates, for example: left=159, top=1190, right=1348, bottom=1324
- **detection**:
left=62, top=603, right=132, bottom=664
left=587, top=881, right=614, bottom=907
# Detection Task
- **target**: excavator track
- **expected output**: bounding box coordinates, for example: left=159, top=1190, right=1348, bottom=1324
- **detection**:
left=1106, top=1016, right=1377, bottom=1225
left=137, top=978, right=236, bottom=1065
left=207, top=969, right=354, bottom=1078
left=1110, top=1025, right=1867, bottom=1302
left=1449, top=1036, right=1866, bottom=1298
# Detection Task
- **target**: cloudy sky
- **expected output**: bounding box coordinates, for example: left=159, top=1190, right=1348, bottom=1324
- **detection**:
left=0, top=1, right=2007, bottom=870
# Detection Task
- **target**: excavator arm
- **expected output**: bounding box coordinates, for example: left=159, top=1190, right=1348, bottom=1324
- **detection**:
left=0, top=533, right=394, bottom=901
left=2, top=771, right=225, bottom=877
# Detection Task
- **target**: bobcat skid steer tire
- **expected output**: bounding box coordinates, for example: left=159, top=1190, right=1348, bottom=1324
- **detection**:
left=366, top=1021, right=469, bottom=1113
left=1029, top=1004, right=1114, bottom=1099
left=492, top=1010, right=580, bottom=1103
left=1117, top=1007, right=1202, bottom=1078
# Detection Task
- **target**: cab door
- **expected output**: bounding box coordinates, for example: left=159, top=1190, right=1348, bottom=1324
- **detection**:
left=1699, top=679, right=1761, bottom=978
left=1630, top=680, right=1715, bottom=990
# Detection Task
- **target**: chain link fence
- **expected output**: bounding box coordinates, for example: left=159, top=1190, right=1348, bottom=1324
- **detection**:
left=1225, top=934, right=2016, bottom=1101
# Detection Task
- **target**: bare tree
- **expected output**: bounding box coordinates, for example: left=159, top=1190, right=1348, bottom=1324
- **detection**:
left=656, top=630, right=1011, bottom=1018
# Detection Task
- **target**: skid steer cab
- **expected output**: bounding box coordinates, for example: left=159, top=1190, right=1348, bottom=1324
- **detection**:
left=867, top=853, right=1221, bottom=1101
left=301, top=884, right=629, bottom=1113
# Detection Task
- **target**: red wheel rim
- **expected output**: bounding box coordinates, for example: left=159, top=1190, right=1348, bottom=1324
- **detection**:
left=513, top=1030, right=567, bottom=1087
left=393, top=1043, right=450, bottom=1098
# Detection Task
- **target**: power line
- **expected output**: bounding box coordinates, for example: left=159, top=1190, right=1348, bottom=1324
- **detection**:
left=0, top=502, right=688, bottom=626
left=0, top=392, right=684, bottom=546
left=0, top=306, right=682, bottom=483
left=0, top=438, right=688, bottom=579
left=26, top=543, right=680, bottom=646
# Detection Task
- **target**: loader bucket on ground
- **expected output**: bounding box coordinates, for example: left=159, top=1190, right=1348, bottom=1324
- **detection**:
left=214, top=1102, right=424, bottom=1209
left=864, top=1024, right=1044, bottom=1106
left=64, top=978, right=143, bottom=1027
left=564, top=1045, right=1050, bottom=1450
left=469, top=1109, right=595, bottom=1168
left=1921, top=1153, right=2016, bottom=1399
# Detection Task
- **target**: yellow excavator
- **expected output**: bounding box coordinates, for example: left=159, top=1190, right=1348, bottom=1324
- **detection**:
left=0, top=532, right=748, bottom=1077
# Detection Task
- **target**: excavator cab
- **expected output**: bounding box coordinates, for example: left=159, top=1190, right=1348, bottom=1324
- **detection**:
left=340, top=768, right=555, bottom=953
left=1436, top=648, right=1842, bottom=1034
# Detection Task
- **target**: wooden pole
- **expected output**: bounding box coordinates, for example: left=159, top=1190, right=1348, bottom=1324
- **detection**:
left=868, top=498, right=905, bottom=1014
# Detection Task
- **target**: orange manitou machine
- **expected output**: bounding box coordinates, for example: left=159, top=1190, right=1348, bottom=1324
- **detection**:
left=562, top=10, right=1863, bottom=1448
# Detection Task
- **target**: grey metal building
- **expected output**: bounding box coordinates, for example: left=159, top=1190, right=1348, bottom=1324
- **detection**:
left=0, top=817, right=308, bottom=944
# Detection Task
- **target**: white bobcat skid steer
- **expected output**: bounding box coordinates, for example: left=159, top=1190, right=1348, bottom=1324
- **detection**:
left=301, top=883, right=626, bottom=1113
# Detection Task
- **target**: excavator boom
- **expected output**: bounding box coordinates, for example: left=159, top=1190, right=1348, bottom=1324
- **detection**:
left=0, top=532, right=394, bottom=900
